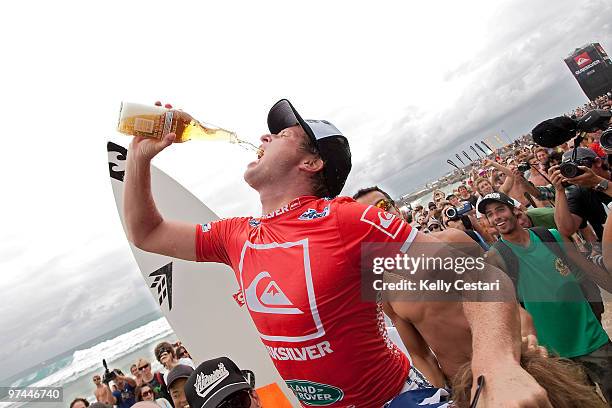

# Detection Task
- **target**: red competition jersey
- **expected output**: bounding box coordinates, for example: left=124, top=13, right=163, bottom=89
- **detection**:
left=196, top=196, right=416, bottom=407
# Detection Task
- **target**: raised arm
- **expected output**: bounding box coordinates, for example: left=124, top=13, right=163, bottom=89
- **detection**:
left=547, top=165, right=583, bottom=238
left=123, top=133, right=198, bottom=261
left=408, top=232, right=551, bottom=407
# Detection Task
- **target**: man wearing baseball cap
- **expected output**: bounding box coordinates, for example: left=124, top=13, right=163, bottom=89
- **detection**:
left=166, top=364, right=195, bottom=408
left=549, top=147, right=612, bottom=240
left=125, top=99, right=553, bottom=406
left=480, top=192, right=612, bottom=403
left=185, top=357, right=261, bottom=408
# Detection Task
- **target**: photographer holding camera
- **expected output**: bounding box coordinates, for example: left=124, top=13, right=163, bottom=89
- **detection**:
left=548, top=148, right=612, bottom=241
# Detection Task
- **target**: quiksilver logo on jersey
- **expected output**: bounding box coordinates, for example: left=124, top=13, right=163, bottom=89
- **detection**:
left=245, top=271, right=303, bottom=314
left=194, top=363, right=229, bottom=398
left=360, top=206, right=405, bottom=238
left=239, top=239, right=326, bottom=342
left=286, top=380, right=344, bottom=406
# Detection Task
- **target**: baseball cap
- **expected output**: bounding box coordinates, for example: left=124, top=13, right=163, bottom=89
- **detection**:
left=562, top=146, right=597, bottom=162
left=477, top=192, right=516, bottom=214
left=267, top=99, right=352, bottom=197
left=185, top=357, right=251, bottom=408
left=166, top=364, right=194, bottom=389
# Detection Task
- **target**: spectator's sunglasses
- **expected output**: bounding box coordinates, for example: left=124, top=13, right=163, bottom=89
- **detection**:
left=217, top=389, right=252, bottom=408
left=141, top=389, right=153, bottom=398
left=375, top=198, right=394, bottom=211
left=138, top=363, right=150, bottom=371
left=156, top=346, right=173, bottom=361
left=428, top=224, right=441, bottom=232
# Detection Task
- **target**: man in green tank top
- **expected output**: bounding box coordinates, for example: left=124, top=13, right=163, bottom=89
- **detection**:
left=479, top=192, right=612, bottom=403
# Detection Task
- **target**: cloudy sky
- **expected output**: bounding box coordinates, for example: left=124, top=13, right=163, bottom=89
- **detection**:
left=1, top=0, right=611, bottom=379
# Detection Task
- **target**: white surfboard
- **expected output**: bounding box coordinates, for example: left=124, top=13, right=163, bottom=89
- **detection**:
left=107, top=141, right=297, bottom=405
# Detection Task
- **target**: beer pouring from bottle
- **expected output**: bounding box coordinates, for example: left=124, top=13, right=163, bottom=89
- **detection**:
left=117, top=102, right=261, bottom=154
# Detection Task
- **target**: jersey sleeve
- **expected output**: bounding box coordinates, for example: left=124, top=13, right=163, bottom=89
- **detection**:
left=195, top=218, right=242, bottom=265
left=334, top=198, right=416, bottom=256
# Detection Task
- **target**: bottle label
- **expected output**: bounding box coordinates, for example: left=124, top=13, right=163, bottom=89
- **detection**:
left=162, top=111, right=174, bottom=137
left=134, top=118, right=155, bottom=134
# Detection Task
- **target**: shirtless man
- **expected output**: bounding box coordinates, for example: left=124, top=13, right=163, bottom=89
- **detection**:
left=124, top=99, right=551, bottom=406
left=92, top=374, right=114, bottom=405
left=481, top=158, right=549, bottom=208
left=354, top=187, right=536, bottom=380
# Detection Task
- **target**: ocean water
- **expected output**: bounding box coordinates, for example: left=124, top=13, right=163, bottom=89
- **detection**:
left=1, top=315, right=177, bottom=408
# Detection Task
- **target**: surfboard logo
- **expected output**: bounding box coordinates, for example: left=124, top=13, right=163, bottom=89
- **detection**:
left=149, top=263, right=173, bottom=311
left=107, top=142, right=128, bottom=182
left=245, top=272, right=303, bottom=314
left=239, top=239, right=326, bottom=343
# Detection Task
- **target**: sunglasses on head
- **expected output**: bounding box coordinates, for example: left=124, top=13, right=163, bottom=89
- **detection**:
left=375, top=198, right=394, bottom=211
left=138, top=364, right=150, bottom=371
left=217, top=389, right=251, bottom=408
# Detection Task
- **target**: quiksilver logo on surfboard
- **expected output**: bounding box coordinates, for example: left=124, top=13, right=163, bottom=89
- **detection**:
left=194, top=363, right=230, bottom=398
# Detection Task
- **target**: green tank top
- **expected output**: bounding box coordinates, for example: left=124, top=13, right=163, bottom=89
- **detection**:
left=501, top=229, right=609, bottom=357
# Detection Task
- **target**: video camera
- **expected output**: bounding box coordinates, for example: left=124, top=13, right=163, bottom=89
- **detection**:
left=444, top=202, right=473, bottom=220
left=102, top=359, right=117, bottom=384
left=532, top=109, right=612, bottom=178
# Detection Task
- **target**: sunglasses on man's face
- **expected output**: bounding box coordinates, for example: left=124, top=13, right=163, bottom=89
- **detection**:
left=217, top=389, right=251, bottom=408
left=138, top=364, right=150, bottom=371
left=93, top=377, right=101, bottom=382
left=428, top=224, right=441, bottom=231
left=374, top=198, right=394, bottom=211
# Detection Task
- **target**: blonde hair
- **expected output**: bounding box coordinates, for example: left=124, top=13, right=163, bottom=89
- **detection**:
left=451, top=350, right=607, bottom=408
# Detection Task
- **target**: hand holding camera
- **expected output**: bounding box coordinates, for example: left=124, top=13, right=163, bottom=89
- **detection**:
left=102, top=359, right=117, bottom=384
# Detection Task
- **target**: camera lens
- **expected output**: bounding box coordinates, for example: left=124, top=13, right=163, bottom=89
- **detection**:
left=445, top=207, right=457, bottom=219
left=559, top=162, right=584, bottom=178
left=518, top=163, right=530, bottom=172
left=600, top=128, right=612, bottom=153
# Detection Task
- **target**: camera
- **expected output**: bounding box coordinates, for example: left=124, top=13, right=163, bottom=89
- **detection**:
left=445, top=202, right=473, bottom=220
left=599, top=127, right=612, bottom=153
left=517, top=162, right=530, bottom=172
left=558, top=162, right=584, bottom=178
left=102, top=359, right=117, bottom=384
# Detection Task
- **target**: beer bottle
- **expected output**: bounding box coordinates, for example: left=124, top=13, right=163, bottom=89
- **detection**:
left=117, top=102, right=258, bottom=152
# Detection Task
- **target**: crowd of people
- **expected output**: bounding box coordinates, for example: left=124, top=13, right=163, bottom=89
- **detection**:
left=353, top=93, right=612, bottom=404
left=69, top=341, right=199, bottom=408
left=72, top=95, right=612, bottom=407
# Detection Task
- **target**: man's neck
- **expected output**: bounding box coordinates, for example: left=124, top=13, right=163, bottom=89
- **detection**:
left=258, top=184, right=314, bottom=215
left=501, top=227, right=531, bottom=247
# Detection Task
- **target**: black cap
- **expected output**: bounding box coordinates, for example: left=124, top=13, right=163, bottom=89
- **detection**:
left=167, top=364, right=194, bottom=389
left=562, top=146, right=598, bottom=162
left=185, top=357, right=251, bottom=408
left=477, top=192, right=516, bottom=214
left=267, top=99, right=352, bottom=197
left=531, top=116, right=577, bottom=148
